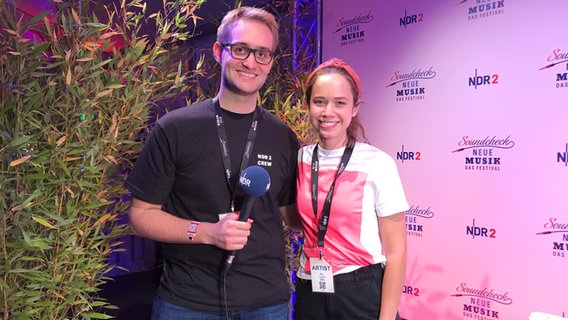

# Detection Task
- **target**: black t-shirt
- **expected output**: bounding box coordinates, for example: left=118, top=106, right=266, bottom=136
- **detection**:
left=124, top=99, right=299, bottom=311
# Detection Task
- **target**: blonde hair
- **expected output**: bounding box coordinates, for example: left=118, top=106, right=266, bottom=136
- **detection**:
left=217, top=6, right=279, bottom=51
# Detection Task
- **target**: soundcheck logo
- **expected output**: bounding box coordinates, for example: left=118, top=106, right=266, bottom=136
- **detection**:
left=452, top=135, right=515, bottom=171
left=405, top=205, right=435, bottom=238
left=457, top=0, right=505, bottom=21
left=539, top=49, right=568, bottom=89
left=536, top=218, right=568, bottom=259
left=387, top=67, right=437, bottom=102
left=333, top=11, right=374, bottom=47
left=399, top=9, right=424, bottom=28
left=451, top=282, right=513, bottom=320
left=396, top=145, right=422, bottom=163
left=558, top=143, right=568, bottom=167
left=468, top=68, right=499, bottom=89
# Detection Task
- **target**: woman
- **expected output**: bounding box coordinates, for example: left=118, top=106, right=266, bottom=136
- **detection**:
left=294, top=58, right=409, bottom=320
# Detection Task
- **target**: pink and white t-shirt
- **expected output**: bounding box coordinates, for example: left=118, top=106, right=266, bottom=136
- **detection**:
left=296, top=142, right=409, bottom=279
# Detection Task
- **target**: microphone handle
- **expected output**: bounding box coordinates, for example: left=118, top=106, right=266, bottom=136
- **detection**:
left=237, top=196, right=255, bottom=221
left=226, top=196, right=256, bottom=266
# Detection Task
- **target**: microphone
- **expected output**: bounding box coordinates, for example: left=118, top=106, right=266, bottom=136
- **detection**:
left=225, top=166, right=270, bottom=267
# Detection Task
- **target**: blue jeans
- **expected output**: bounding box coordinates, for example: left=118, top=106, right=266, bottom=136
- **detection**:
left=151, top=296, right=289, bottom=320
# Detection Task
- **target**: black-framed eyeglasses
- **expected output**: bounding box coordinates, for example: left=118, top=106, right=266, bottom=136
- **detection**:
left=221, top=43, right=275, bottom=65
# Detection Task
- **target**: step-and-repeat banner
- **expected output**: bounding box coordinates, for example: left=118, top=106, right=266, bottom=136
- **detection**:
left=321, top=1, right=567, bottom=319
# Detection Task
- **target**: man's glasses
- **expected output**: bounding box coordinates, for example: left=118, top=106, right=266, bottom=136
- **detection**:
left=221, top=43, right=275, bottom=65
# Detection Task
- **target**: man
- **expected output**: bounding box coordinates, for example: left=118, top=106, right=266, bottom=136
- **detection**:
left=125, top=6, right=300, bottom=319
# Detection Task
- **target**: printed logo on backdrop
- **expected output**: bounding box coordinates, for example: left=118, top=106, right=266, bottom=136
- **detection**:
left=399, top=10, right=424, bottom=28
left=539, top=49, right=568, bottom=89
left=536, top=218, right=568, bottom=258
left=403, top=284, right=421, bottom=297
left=557, top=143, right=568, bottom=167
left=396, top=145, right=422, bottom=163
left=456, top=0, right=505, bottom=21
left=451, top=283, right=513, bottom=320
left=469, top=68, right=499, bottom=89
left=405, top=205, right=435, bottom=238
left=333, top=12, right=373, bottom=47
left=386, top=67, right=437, bottom=102
left=452, top=135, right=515, bottom=171
left=466, top=219, right=496, bottom=239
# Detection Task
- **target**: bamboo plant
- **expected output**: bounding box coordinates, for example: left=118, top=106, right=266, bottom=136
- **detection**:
left=1, top=0, right=316, bottom=318
left=0, top=0, right=206, bottom=318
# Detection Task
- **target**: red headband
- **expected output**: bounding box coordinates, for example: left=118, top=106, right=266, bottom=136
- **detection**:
left=306, top=57, right=362, bottom=101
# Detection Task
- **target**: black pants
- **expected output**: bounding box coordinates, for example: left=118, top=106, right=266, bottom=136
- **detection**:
left=294, top=264, right=401, bottom=320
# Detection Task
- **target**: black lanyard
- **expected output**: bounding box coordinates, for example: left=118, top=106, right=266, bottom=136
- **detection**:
left=214, top=98, right=259, bottom=212
left=311, top=138, right=355, bottom=249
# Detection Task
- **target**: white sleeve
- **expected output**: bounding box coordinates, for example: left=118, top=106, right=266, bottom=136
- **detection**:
left=371, top=151, right=409, bottom=217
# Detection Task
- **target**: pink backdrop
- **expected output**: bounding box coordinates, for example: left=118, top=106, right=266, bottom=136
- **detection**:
left=321, top=1, right=568, bottom=319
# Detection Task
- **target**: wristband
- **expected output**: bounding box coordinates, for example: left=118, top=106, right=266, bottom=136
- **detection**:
left=187, top=221, right=199, bottom=241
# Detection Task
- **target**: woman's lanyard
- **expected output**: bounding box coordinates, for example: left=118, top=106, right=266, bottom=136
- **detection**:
left=214, top=98, right=259, bottom=212
left=311, top=138, right=355, bottom=252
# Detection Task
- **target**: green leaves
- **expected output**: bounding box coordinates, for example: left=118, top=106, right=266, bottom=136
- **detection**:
left=1, top=0, right=205, bottom=318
